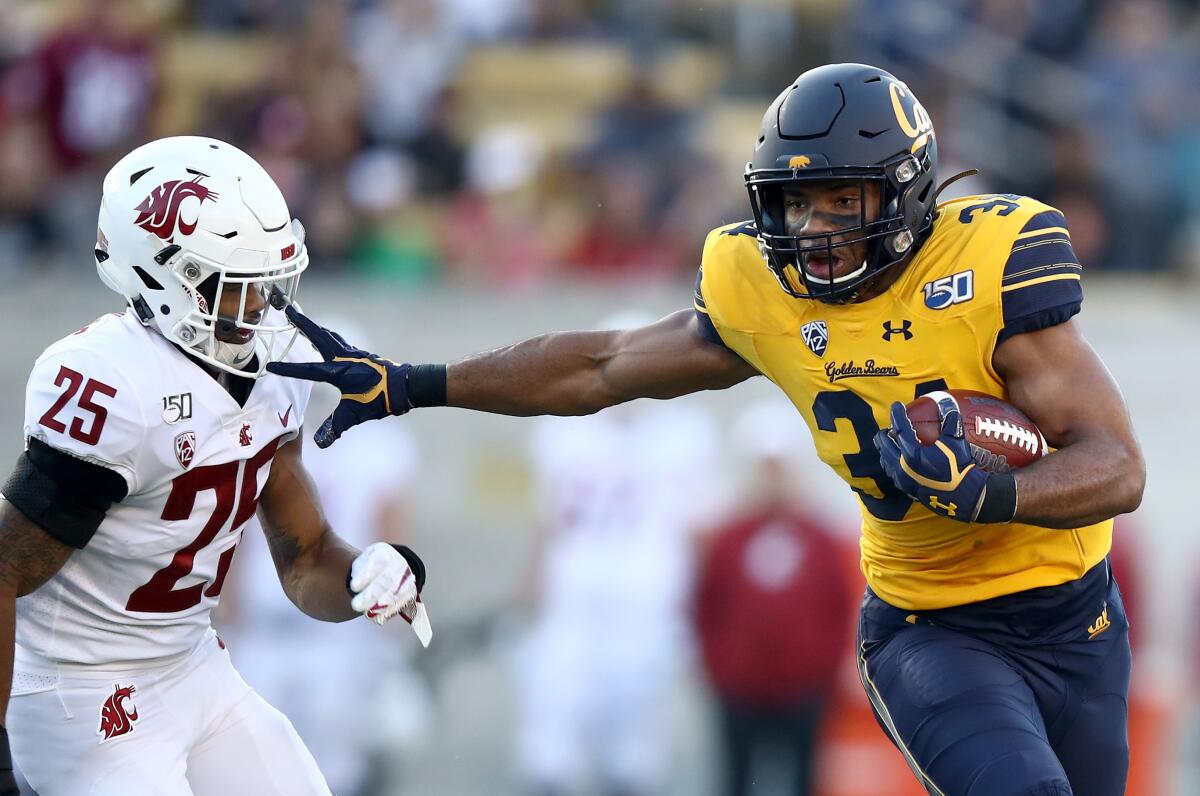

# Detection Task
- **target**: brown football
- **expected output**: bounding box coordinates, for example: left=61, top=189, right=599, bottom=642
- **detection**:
left=904, top=389, right=1046, bottom=472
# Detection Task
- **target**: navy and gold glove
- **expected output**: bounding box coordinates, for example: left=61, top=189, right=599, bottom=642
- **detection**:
left=873, top=397, right=1013, bottom=523
left=266, top=305, right=412, bottom=448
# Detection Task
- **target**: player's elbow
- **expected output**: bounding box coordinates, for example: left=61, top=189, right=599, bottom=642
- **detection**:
left=551, top=392, right=616, bottom=417
left=1111, top=443, right=1146, bottom=516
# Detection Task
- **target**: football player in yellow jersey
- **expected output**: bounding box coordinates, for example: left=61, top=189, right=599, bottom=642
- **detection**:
left=271, top=63, right=1144, bottom=795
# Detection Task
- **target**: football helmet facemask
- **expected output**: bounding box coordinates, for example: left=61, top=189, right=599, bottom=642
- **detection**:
left=745, top=63, right=938, bottom=304
left=96, top=136, right=307, bottom=377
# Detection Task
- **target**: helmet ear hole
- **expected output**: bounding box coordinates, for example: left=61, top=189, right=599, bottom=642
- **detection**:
left=197, top=274, right=219, bottom=313
left=132, top=266, right=163, bottom=291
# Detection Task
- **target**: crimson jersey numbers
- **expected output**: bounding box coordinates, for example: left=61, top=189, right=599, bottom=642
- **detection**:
left=37, top=365, right=117, bottom=445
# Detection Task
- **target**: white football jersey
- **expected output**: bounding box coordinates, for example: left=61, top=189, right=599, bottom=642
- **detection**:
left=529, top=403, right=721, bottom=624
left=15, top=310, right=314, bottom=666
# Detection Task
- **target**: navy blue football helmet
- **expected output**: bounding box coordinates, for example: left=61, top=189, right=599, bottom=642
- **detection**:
left=745, top=63, right=938, bottom=303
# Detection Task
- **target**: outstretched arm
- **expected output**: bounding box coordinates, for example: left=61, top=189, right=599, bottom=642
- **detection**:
left=267, top=306, right=758, bottom=446
left=447, top=309, right=758, bottom=416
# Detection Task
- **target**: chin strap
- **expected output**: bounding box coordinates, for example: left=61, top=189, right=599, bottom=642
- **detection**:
left=213, top=338, right=256, bottom=368
left=933, top=169, right=980, bottom=202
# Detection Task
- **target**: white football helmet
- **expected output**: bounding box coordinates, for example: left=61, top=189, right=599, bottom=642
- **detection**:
left=96, top=136, right=308, bottom=377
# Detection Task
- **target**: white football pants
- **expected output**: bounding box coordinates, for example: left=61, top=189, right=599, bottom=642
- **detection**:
left=8, top=630, right=331, bottom=796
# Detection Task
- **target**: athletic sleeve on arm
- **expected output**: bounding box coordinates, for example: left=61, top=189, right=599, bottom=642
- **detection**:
left=998, top=209, right=1084, bottom=344
left=3, top=439, right=129, bottom=549
left=693, top=266, right=733, bottom=350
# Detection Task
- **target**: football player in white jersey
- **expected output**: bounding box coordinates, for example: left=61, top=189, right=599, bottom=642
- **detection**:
left=0, top=136, right=431, bottom=796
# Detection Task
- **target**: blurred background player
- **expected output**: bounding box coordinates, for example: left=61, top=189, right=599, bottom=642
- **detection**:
left=514, top=312, right=721, bottom=796
left=694, top=402, right=855, bottom=796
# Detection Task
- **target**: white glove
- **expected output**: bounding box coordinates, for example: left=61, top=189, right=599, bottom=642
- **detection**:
left=349, top=543, right=432, bottom=647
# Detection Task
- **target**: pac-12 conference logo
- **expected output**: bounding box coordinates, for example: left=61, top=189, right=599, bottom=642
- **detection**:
left=174, top=431, right=195, bottom=469
left=923, top=270, right=974, bottom=310
left=800, top=321, right=828, bottom=357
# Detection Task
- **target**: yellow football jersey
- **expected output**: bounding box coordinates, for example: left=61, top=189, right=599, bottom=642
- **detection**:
left=696, top=194, right=1111, bottom=610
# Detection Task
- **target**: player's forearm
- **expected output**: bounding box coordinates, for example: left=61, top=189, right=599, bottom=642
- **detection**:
left=447, top=330, right=626, bottom=417
left=267, top=525, right=360, bottom=622
left=0, top=500, right=74, bottom=723
left=0, top=589, right=14, bottom=724
left=1011, top=437, right=1144, bottom=528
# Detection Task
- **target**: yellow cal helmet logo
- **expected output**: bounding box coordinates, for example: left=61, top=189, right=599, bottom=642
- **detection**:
left=788, top=155, right=811, bottom=168
left=888, top=81, right=934, bottom=154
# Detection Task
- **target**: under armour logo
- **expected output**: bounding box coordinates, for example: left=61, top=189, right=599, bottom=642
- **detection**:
left=882, top=320, right=913, bottom=341
left=928, top=496, right=957, bottom=517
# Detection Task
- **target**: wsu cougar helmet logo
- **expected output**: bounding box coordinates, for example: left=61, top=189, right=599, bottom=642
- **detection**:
left=98, top=683, right=140, bottom=742
left=134, top=176, right=218, bottom=241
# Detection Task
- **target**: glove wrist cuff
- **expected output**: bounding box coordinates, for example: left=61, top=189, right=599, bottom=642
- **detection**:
left=345, top=544, right=426, bottom=596
left=406, top=364, right=447, bottom=409
left=390, top=544, right=426, bottom=592
left=974, top=472, right=1018, bottom=523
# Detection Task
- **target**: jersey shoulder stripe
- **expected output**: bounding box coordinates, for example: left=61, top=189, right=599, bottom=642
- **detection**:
left=995, top=201, right=1083, bottom=336
left=916, top=195, right=1083, bottom=343
left=1004, top=207, right=1080, bottom=288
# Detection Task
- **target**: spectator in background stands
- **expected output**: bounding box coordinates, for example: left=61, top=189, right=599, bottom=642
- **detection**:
left=441, top=125, right=566, bottom=288
left=345, top=147, right=441, bottom=285
left=0, top=0, right=1196, bottom=277
left=567, top=76, right=694, bottom=279
left=566, top=156, right=684, bottom=279
left=1075, top=0, right=1191, bottom=272
left=403, top=87, right=467, bottom=199
left=694, top=401, right=856, bottom=796
left=2, top=0, right=160, bottom=265
left=6, top=0, right=158, bottom=174
left=352, top=0, right=464, bottom=145
left=0, top=118, right=56, bottom=273
left=515, top=313, right=720, bottom=796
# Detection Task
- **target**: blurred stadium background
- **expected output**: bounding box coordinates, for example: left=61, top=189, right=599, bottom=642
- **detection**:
left=0, top=0, right=1198, bottom=794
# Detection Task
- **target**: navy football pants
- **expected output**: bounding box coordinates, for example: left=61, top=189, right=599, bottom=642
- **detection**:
left=857, top=561, right=1130, bottom=796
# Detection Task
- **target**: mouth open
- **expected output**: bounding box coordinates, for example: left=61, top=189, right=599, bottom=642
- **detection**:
left=802, top=251, right=860, bottom=282
left=214, top=315, right=260, bottom=345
